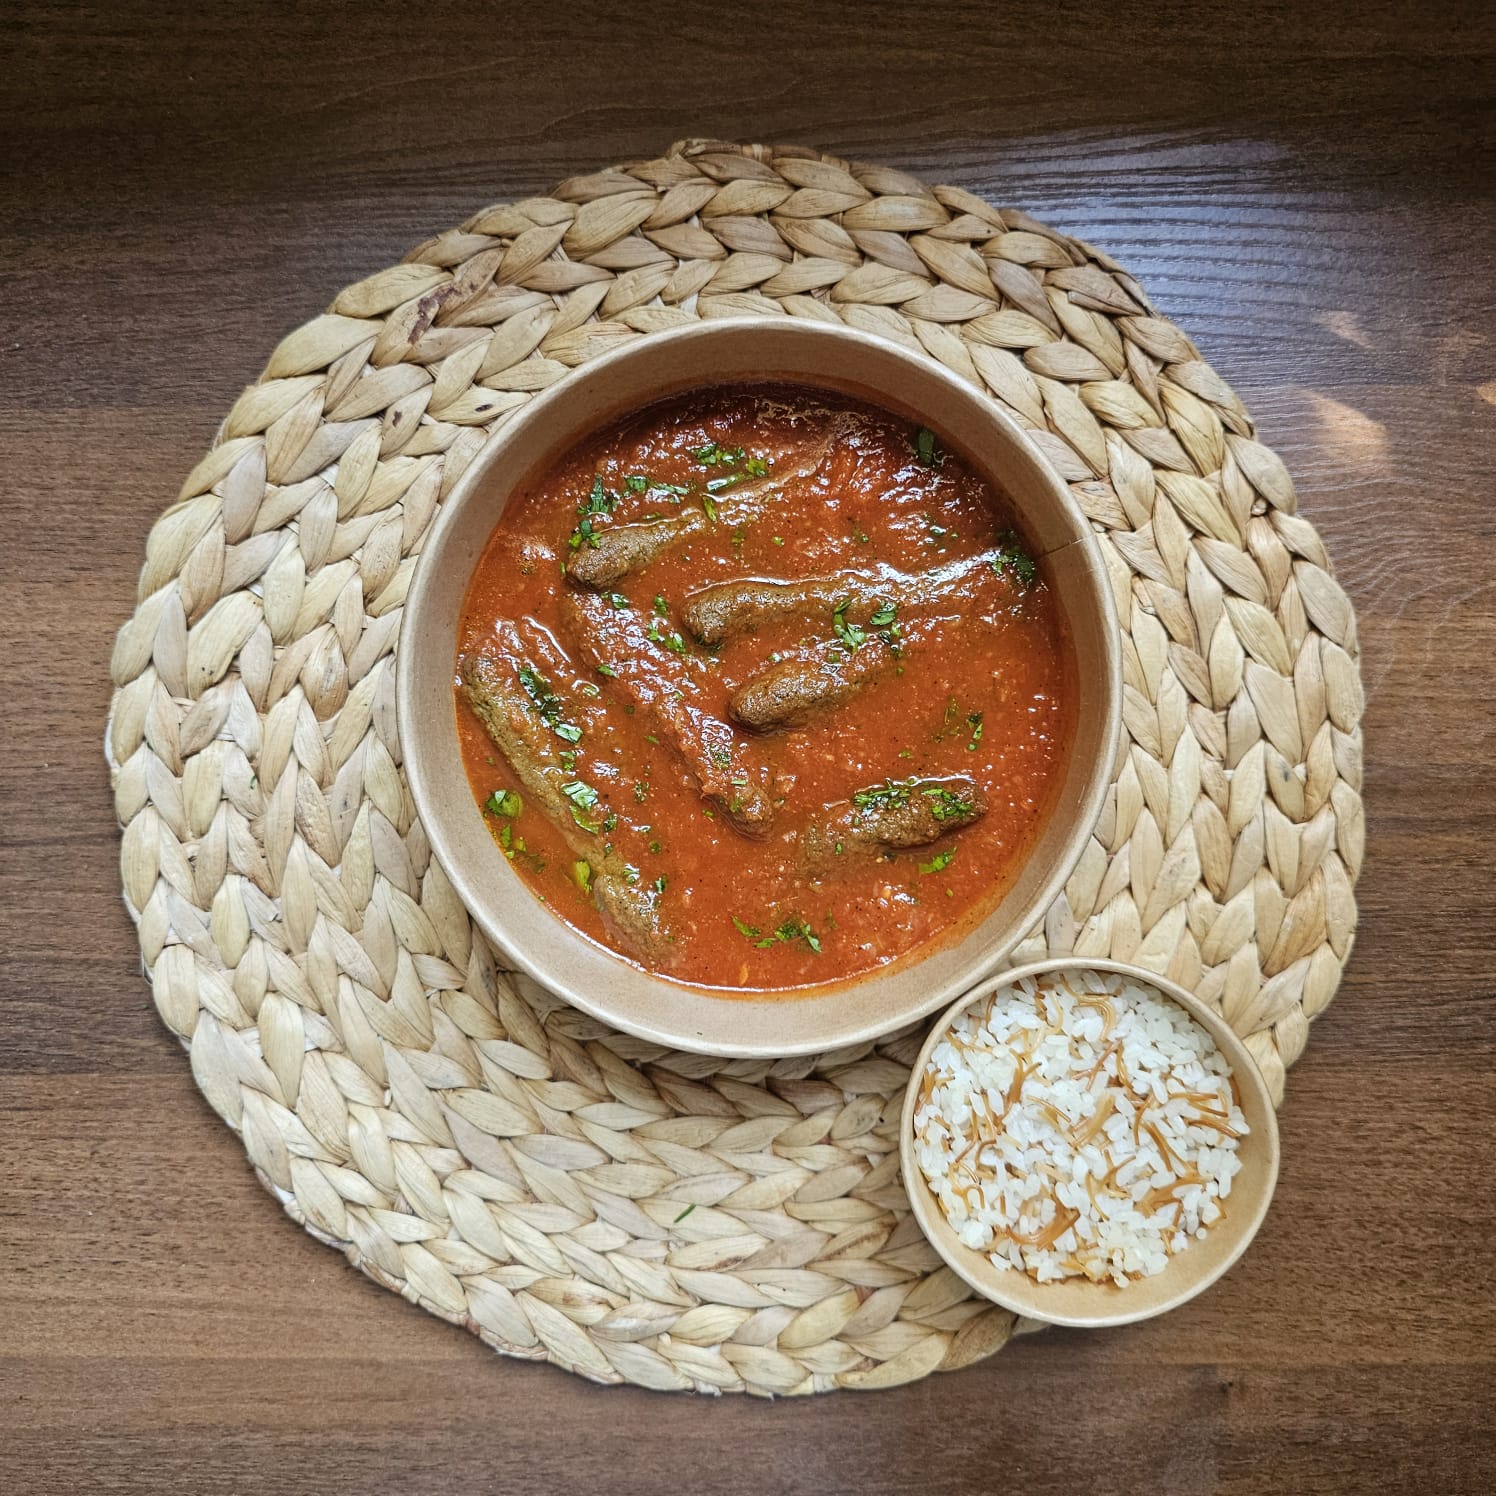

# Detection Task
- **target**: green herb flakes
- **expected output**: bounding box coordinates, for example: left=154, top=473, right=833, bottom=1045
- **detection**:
left=914, top=426, right=943, bottom=467
left=993, top=529, right=1038, bottom=587
left=561, top=780, right=598, bottom=811
left=691, top=441, right=742, bottom=467
left=560, top=779, right=602, bottom=832
left=923, top=785, right=974, bottom=822
left=853, top=777, right=913, bottom=809
left=919, top=847, right=957, bottom=875
left=518, top=664, right=583, bottom=743
left=832, top=599, right=866, bottom=651
left=733, top=914, right=822, bottom=954
left=646, top=621, right=688, bottom=655
left=484, top=789, right=523, bottom=819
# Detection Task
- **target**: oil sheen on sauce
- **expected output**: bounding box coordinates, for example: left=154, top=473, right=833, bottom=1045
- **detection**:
left=454, top=384, right=1075, bottom=992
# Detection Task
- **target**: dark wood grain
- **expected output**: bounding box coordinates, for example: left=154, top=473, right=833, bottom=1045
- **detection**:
left=2, top=0, right=1494, bottom=1490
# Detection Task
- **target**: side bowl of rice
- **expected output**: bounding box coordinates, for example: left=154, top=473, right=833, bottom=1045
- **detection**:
left=900, top=959, right=1280, bottom=1329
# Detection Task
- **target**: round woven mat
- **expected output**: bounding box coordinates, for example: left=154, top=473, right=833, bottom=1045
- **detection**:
left=106, top=140, right=1364, bottom=1394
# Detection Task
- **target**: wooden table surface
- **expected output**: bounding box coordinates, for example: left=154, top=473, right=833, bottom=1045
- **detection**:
left=3, top=1, right=1493, bottom=1490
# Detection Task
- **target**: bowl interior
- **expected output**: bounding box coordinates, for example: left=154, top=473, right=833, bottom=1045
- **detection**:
left=398, top=319, right=1122, bottom=1056
left=899, top=959, right=1281, bottom=1328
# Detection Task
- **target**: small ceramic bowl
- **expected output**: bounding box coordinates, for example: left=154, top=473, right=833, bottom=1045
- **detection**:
left=398, top=319, right=1122, bottom=1056
left=900, top=958, right=1280, bottom=1327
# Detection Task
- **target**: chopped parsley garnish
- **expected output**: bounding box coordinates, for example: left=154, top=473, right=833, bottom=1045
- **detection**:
left=484, top=789, right=522, bottom=819
left=692, top=442, right=768, bottom=493
left=919, top=847, right=957, bottom=875
left=581, top=474, right=614, bottom=515
left=732, top=915, right=821, bottom=954
left=561, top=780, right=598, bottom=810
left=923, top=785, right=975, bottom=821
left=495, top=817, right=544, bottom=872
left=566, top=475, right=618, bottom=550
left=596, top=663, right=617, bottom=678
left=851, top=776, right=974, bottom=823
left=914, top=426, right=943, bottom=467
left=965, top=712, right=983, bottom=751
left=646, top=621, right=687, bottom=654
left=691, top=441, right=743, bottom=467
left=993, top=529, right=1038, bottom=588
left=653, top=875, right=668, bottom=895
left=853, top=777, right=915, bottom=809
left=624, top=474, right=649, bottom=493
left=871, top=600, right=903, bottom=653
left=701, top=493, right=719, bottom=524
left=577, top=681, right=601, bottom=698
left=518, top=664, right=583, bottom=743
left=777, top=918, right=821, bottom=953
left=606, top=591, right=629, bottom=609
left=633, top=781, right=647, bottom=803
left=571, top=860, right=593, bottom=894
left=560, top=778, right=602, bottom=832
left=653, top=594, right=669, bottom=616
left=832, top=599, right=866, bottom=651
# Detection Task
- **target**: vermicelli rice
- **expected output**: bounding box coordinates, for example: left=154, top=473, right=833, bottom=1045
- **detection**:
left=911, top=968, right=1247, bottom=1286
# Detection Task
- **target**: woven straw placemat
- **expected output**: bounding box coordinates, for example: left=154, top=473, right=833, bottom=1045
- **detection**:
left=106, top=140, right=1363, bottom=1395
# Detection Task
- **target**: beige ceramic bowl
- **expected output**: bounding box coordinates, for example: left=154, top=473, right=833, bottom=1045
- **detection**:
left=900, top=958, right=1281, bottom=1327
left=398, top=320, right=1121, bottom=1056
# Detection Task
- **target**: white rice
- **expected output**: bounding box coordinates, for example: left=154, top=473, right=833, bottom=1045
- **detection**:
left=911, top=968, right=1247, bottom=1287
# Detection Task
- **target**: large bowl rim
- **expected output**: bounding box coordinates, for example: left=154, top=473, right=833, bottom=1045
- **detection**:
left=397, top=318, right=1123, bottom=1056
left=898, top=957, right=1282, bottom=1328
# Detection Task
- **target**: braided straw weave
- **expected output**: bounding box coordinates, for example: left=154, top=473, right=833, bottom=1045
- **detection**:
left=106, top=141, right=1363, bottom=1394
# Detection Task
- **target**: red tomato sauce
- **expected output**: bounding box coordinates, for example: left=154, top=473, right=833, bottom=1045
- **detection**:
left=454, top=384, right=1075, bottom=992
